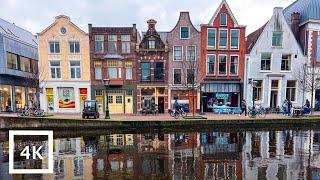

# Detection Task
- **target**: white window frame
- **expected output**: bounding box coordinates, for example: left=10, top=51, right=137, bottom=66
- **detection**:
left=48, top=41, right=60, bottom=54
left=69, top=41, right=80, bottom=54
left=260, top=53, right=272, bottom=72
left=173, top=68, right=182, bottom=85
left=95, top=35, right=104, bottom=53
left=230, top=29, right=240, bottom=50
left=286, top=80, right=297, bottom=102
left=49, top=60, right=61, bottom=79
left=268, top=78, right=282, bottom=107
left=173, top=45, right=183, bottom=61
left=69, top=61, right=81, bottom=79
left=94, top=63, right=102, bottom=80
left=219, top=29, right=228, bottom=49
left=207, top=28, right=216, bottom=49
left=180, top=26, right=190, bottom=39
left=229, top=55, right=239, bottom=76
left=186, top=45, right=196, bottom=61
left=272, top=31, right=283, bottom=47
left=149, top=40, right=155, bottom=49
left=218, top=54, right=228, bottom=76
left=206, top=54, right=216, bottom=76
left=280, top=54, right=292, bottom=72
left=253, top=79, right=264, bottom=103
left=220, top=13, right=227, bottom=26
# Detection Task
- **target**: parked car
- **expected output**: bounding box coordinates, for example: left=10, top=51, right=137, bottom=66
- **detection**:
left=82, top=100, right=100, bottom=119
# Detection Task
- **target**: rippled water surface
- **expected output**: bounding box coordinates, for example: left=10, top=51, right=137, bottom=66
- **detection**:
left=0, top=129, right=320, bottom=179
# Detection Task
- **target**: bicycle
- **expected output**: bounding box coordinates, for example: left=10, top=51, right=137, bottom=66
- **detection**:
left=248, top=105, right=266, bottom=118
left=173, top=106, right=187, bottom=119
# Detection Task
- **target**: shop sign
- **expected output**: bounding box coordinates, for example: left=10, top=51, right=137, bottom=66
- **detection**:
left=58, top=87, right=75, bottom=108
left=216, top=93, right=229, bottom=100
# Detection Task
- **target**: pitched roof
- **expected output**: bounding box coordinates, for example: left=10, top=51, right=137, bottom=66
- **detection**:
left=246, top=23, right=267, bottom=53
left=284, top=0, right=320, bottom=25
left=0, top=18, right=38, bottom=47
left=206, top=0, right=239, bottom=27
left=142, top=31, right=167, bottom=43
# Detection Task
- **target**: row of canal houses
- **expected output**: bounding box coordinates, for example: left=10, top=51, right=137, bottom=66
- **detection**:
left=0, top=0, right=319, bottom=115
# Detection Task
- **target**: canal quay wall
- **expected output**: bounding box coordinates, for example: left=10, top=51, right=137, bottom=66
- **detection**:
left=1, top=116, right=320, bottom=133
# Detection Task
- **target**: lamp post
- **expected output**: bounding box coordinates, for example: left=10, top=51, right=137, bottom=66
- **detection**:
left=249, top=79, right=258, bottom=117
left=103, top=79, right=110, bottom=119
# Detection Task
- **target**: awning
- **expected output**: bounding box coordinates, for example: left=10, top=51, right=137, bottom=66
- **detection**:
left=202, top=83, right=240, bottom=93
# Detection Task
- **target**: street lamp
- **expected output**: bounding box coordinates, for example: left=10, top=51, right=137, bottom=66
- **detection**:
left=248, top=79, right=258, bottom=117
left=103, top=79, right=110, bottom=119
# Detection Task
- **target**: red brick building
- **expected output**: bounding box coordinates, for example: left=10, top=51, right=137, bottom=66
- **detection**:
left=200, top=0, right=246, bottom=112
left=136, top=19, right=169, bottom=113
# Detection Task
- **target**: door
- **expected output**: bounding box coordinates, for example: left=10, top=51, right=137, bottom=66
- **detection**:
left=108, top=95, right=124, bottom=114
left=231, top=93, right=239, bottom=107
left=270, top=91, right=278, bottom=108
left=95, top=96, right=104, bottom=114
left=158, top=97, right=165, bottom=113
left=46, top=95, right=54, bottom=113
left=125, top=96, right=133, bottom=114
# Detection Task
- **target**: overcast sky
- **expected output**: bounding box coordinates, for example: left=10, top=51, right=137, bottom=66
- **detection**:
left=0, top=0, right=295, bottom=35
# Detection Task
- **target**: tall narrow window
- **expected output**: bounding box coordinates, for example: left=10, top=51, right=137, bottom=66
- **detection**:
left=230, top=56, right=238, bottom=75
left=94, top=62, right=102, bottom=80
left=219, top=30, right=228, bottom=49
left=69, top=42, right=80, bottom=53
left=220, top=13, right=227, bottom=26
left=281, top=54, right=291, bottom=71
left=187, top=69, right=195, bottom=85
left=49, top=42, right=60, bottom=53
left=218, top=55, right=227, bottom=75
left=70, top=61, right=81, bottom=79
left=121, top=35, right=131, bottom=53
left=207, top=55, right=215, bottom=75
left=149, top=40, right=155, bottom=49
left=180, top=27, right=189, bottom=39
left=272, top=32, right=283, bottom=47
left=173, top=46, right=182, bottom=60
left=261, top=53, right=271, bottom=71
left=125, top=61, right=132, bottom=80
left=107, top=60, right=118, bottom=79
left=154, top=62, right=164, bottom=81
left=253, top=80, right=263, bottom=101
left=173, top=69, right=182, bottom=85
left=141, top=62, right=151, bottom=81
left=286, top=80, right=296, bottom=101
left=230, top=29, right=239, bottom=49
left=207, top=28, right=216, bottom=48
left=108, top=35, right=117, bottom=54
left=187, top=46, right=196, bottom=61
left=6, top=52, right=18, bottom=70
left=95, top=35, right=104, bottom=52
left=20, top=56, right=31, bottom=72
left=50, top=61, right=61, bottom=79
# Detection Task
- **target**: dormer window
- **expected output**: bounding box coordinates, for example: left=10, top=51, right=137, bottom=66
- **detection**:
left=220, top=13, right=227, bottom=26
left=149, top=40, right=155, bottom=49
left=180, top=27, right=189, bottom=39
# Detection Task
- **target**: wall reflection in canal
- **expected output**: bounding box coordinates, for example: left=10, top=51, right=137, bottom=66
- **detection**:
left=0, top=130, right=320, bottom=179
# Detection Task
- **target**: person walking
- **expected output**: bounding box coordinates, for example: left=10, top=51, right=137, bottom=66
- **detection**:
left=240, top=99, right=247, bottom=116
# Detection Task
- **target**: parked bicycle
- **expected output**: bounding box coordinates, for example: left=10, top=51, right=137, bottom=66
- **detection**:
left=17, top=106, right=45, bottom=117
left=248, top=105, right=266, bottom=118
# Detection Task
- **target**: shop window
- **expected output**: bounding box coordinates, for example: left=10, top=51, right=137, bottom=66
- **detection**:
left=70, top=61, right=81, bottom=79
left=180, top=27, right=189, bottom=39
left=95, top=35, right=104, bottom=53
left=253, top=80, right=263, bottom=101
left=281, top=54, right=291, bottom=71
left=187, top=69, right=195, bottom=85
left=218, top=55, right=227, bottom=75
left=230, top=56, right=238, bottom=75
left=219, top=29, right=228, bottom=49
left=15, top=86, right=25, bottom=109
left=116, top=96, right=122, bottom=104
left=69, top=41, right=80, bottom=54
left=108, top=96, right=113, bottom=103
left=94, top=62, right=102, bottom=80
left=149, top=40, right=155, bottom=49
left=220, top=13, right=227, bottom=26
left=207, top=55, right=215, bottom=75
left=6, top=52, right=18, bottom=70
left=286, top=80, right=296, bottom=101
left=187, top=46, right=196, bottom=61
left=121, top=35, right=130, bottom=53
left=0, top=85, right=12, bottom=112
left=49, top=42, right=60, bottom=53
left=272, top=32, right=283, bottom=47
left=173, top=69, right=182, bottom=85
left=173, top=46, right=182, bottom=60
left=125, top=61, right=132, bottom=80
left=108, top=35, right=117, bottom=53
left=141, top=62, right=151, bottom=81
left=154, top=62, right=164, bottom=81
left=230, top=29, right=239, bottom=49
left=28, top=88, right=36, bottom=106
left=207, top=28, right=216, bottom=48
left=261, top=53, right=271, bottom=71
left=50, top=61, right=61, bottom=79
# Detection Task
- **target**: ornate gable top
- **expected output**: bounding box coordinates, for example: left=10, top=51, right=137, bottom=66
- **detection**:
left=206, top=0, right=239, bottom=26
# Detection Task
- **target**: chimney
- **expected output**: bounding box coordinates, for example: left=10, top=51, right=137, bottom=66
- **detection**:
left=147, top=19, right=157, bottom=29
left=88, top=23, right=92, bottom=34
left=291, top=12, right=300, bottom=40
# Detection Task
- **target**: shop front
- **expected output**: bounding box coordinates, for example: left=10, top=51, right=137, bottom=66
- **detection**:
left=137, top=86, right=168, bottom=113
left=201, top=82, right=241, bottom=112
left=170, top=90, right=198, bottom=113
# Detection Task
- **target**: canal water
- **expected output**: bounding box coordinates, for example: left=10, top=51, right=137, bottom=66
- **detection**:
left=0, top=129, right=320, bottom=179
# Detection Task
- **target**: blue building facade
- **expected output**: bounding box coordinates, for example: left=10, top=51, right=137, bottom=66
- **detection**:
left=0, top=18, right=39, bottom=112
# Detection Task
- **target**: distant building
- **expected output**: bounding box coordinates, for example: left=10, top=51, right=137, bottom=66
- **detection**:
left=88, top=24, right=138, bottom=114
left=0, top=18, right=39, bottom=112
left=200, top=0, right=246, bottom=112
left=37, top=15, right=91, bottom=113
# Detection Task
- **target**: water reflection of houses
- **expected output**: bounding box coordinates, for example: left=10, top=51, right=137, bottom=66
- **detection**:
left=243, top=131, right=320, bottom=179
left=198, top=132, right=243, bottom=180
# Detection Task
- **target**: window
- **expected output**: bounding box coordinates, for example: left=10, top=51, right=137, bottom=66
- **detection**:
left=253, top=80, right=263, bottom=101
left=207, top=28, right=216, bottom=48
left=107, top=60, right=118, bottom=79
left=219, top=30, right=228, bottom=49
left=108, top=96, right=113, bottom=103
left=272, top=32, right=283, bottom=47
left=69, top=42, right=80, bottom=53
left=121, top=35, right=131, bottom=53
left=108, top=35, right=117, bottom=53
left=6, top=52, right=18, bottom=69
left=20, top=56, right=31, bottom=72
left=95, top=90, right=103, bottom=96
left=70, top=61, right=81, bottom=79
left=173, top=46, right=182, bottom=60
left=220, top=13, right=227, bottom=26
left=218, top=55, right=227, bottom=75
left=187, top=46, right=196, bottom=61
left=116, top=96, right=122, bottom=104
left=286, top=80, right=296, bottom=101
left=230, top=56, right=238, bottom=75
left=154, top=62, right=164, bottom=81
left=141, top=62, right=150, bottom=81
left=31, top=60, right=38, bottom=74
left=187, top=69, right=195, bottom=85
left=125, top=61, right=133, bottom=80
left=74, top=159, right=83, bottom=177
left=95, top=35, right=104, bottom=52
left=207, top=55, right=215, bottom=75
left=180, top=27, right=189, bottom=39
left=149, top=40, right=155, bottom=49
left=230, top=29, right=239, bottom=49
left=281, top=54, right=291, bottom=71
left=317, top=34, right=320, bottom=62
left=173, top=69, right=182, bottom=85
left=94, top=62, right=102, bottom=80
left=261, top=53, right=271, bottom=71
left=50, top=61, right=61, bottom=79
left=49, top=42, right=60, bottom=53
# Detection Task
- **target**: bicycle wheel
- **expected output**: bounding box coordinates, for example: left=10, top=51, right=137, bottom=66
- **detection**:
left=258, top=111, right=266, bottom=118
left=174, top=112, right=180, bottom=119
left=181, top=111, right=187, bottom=117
